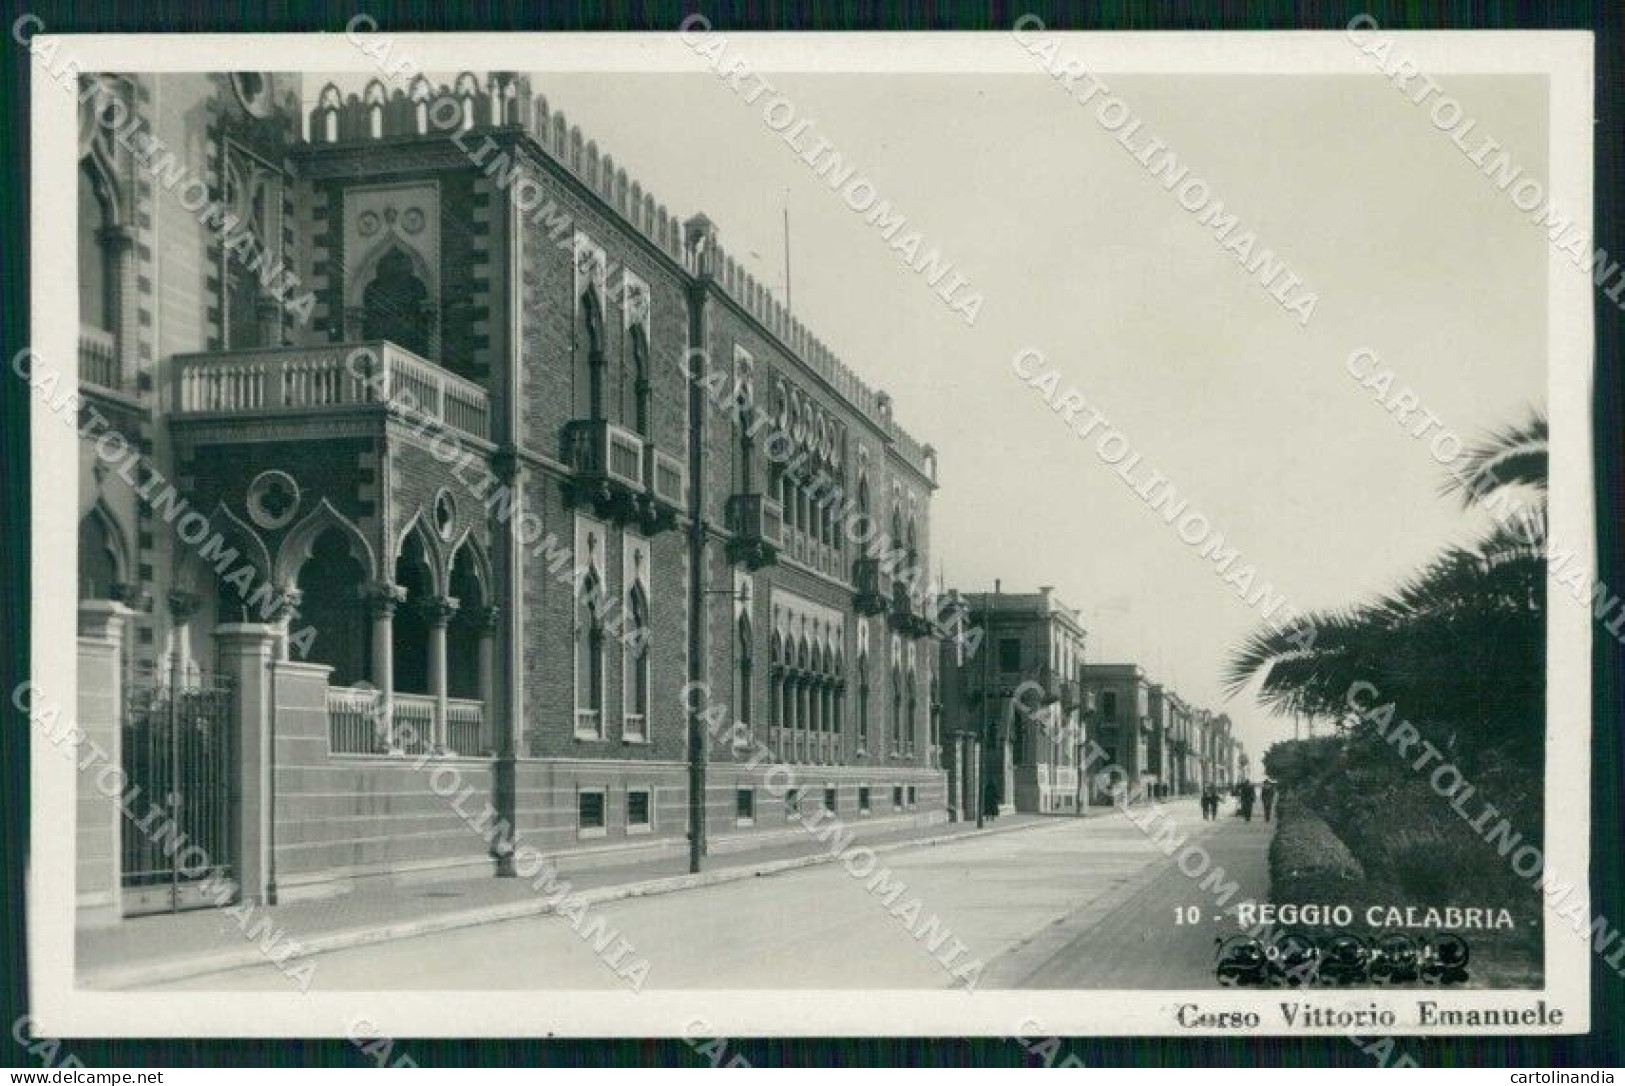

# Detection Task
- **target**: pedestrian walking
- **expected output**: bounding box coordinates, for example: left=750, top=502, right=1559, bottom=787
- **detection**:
left=1200, top=783, right=1217, bottom=821
left=1238, top=780, right=1256, bottom=822
left=1261, top=779, right=1277, bottom=822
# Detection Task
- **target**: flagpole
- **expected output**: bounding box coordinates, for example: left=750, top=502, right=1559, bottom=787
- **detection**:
left=782, top=194, right=793, bottom=310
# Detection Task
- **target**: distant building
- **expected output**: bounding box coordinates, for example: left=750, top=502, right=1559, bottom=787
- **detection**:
left=1081, top=663, right=1153, bottom=803
left=938, top=587, right=1087, bottom=817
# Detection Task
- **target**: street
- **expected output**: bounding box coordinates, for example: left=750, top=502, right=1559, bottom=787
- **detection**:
left=153, top=802, right=1274, bottom=991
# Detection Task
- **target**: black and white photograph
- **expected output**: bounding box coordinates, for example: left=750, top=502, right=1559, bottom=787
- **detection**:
left=11, top=19, right=1610, bottom=1062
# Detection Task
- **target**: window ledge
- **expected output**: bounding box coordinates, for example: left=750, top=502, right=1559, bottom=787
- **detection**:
left=735, top=817, right=755, bottom=828
left=578, top=826, right=607, bottom=839
left=626, top=823, right=652, bottom=836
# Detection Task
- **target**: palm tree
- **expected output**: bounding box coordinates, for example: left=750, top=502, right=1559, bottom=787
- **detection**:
left=1225, top=410, right=1546, bottom=756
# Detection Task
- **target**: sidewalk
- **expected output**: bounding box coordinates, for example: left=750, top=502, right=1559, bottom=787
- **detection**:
left=79, top=810, right=1059, bottom=989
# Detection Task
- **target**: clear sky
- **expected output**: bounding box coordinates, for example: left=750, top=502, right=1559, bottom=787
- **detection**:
left=313, top=70, right=1549, bottom=762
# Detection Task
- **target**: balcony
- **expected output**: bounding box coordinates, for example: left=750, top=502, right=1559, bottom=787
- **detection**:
left=725, top=493, right=784, bottom=569
left=563, top=417, right=644, bottom=517
left=80, top=325, right=120, bottom=392
left=852, top=557, right=889, bottom=616
left=173, top=340, right=490, bottom=440
left=888, top=582, right=935, bottom=638
left=561, top=419, right=687, bottom=534
left=644, top=444, right=688, bottom=523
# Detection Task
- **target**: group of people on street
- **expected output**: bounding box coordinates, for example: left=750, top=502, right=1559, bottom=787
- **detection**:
left=1199, top=778, right=1277, bottom=822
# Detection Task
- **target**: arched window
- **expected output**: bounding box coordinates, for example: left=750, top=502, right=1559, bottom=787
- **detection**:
left=79, top=161, right=117, bottom=335
left=930, top=678, right=941, bottom=752
left=889, top=663, right=903, bottom=756
left=857, top=650, right=870, bottom=752
left=906, top=672, right=918, bottom=755
left=624, top=582, right=649, bottom=741
left=629, top=327, right=650, bottom=436
left=362, top=247, right=430, bottom=357
left=447, top=543, right=487, bottom=700
left=298, top=527, right=369, bottom=687
left=575, top=568, right=605, bottom=736
left=770, top=629, right=784, bottom=732
left=78, top=506, right=126, bottom=601
left=736, top=614, right=753, bottom=748
left=392, top=530, right=434, bottom=695
left=578, top=289, right=605, bottom=418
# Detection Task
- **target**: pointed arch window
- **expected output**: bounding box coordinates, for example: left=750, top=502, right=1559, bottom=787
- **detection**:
left=906, top=672, right=918, bottom=756
left=629, top=327, right=651, bottom=436
left=79, top=161, right=118, bottom=336
left=78, top=504, right=128, bottom=601
left=889, top=662, right=904, bottom=757
left=362, top=247, right=431, bottom=358
left=623, top=581, right=649, bottom=741
left=857, top=649, right=871, bottom=753
left=575, top=568, right=606, bottom=738
left=736, top=614, right=754, bottom=749
left=578, top=289, right=605, bottom=418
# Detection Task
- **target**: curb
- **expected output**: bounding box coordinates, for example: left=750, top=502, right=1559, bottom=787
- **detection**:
left=82, top=815, right=1061, bottom=990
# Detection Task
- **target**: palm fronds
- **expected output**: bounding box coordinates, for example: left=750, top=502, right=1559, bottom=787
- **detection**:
left=1442, top=409, right=1548, bottom=508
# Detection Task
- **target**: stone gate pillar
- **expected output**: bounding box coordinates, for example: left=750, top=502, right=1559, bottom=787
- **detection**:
left=215, top=623, right=278, bottom=904
left=77, top=599, right=134, bottom=926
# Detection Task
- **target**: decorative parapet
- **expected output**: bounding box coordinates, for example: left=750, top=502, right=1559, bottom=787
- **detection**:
left=305, top=71, right=935, bottom=480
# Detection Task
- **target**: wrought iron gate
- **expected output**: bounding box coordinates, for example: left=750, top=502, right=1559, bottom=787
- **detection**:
left=120, top=667, right=237, bottom=915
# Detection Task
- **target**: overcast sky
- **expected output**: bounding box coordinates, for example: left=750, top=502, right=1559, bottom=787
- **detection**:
left=314, top=70, right=1549, bottom=762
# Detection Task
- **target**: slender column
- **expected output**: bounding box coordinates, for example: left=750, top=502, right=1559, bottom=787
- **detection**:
left=269, top=586, right=303, bottom=663
left=423, top=596, right=460, bottom=750
left=362, top=581, right=405, bottom=743
left=165, top=588, right=201, bottom=689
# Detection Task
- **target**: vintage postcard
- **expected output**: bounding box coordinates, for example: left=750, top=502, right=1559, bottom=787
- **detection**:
left=22, top=26, right=1596, bottom=1043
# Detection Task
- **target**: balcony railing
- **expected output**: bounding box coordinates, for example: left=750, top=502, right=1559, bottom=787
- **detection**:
left=645, top=446, right=687, bottom=511
left=80, top=325, right=120, bottom=391
left=888, top=583, right=936, bottom=638
left=327, top=686, right=439, bottom=755
left=446, top=697, right=486, bottom=755
left=852, top=557, right=890, bottom=616
left=725, top=493, right=784, bottom=569
left=174, top=341, right=490, bottom=440
left=563, top=418, right=645, bottom=490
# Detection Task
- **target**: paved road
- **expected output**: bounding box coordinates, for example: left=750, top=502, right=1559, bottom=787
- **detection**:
left=155, top=802, right=1274, bottom=990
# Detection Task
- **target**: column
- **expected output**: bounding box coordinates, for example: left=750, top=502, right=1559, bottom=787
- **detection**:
left=165, top=588, right=201, bottom=689
left=76, top=600, right=135, bottom=926
left=214, top=622, right=279, bottom=905
left=424, top=596, right=459, bottom=751
left=269, top=586, right=303, bottom=663
left=362, top=581, right=404, bottom=745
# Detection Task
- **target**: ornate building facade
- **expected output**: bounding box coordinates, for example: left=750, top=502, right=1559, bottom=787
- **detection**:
left=74, top=70, right=945, bottom=917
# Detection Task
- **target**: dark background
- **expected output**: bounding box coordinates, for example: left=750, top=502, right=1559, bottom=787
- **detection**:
left=1, top=0, right=1619, bottom=1069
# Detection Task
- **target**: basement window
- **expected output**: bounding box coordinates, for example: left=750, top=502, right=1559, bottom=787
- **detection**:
left=627, top=788, right=652, bottom=834
left=578, top=789, right=606, bottom=838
